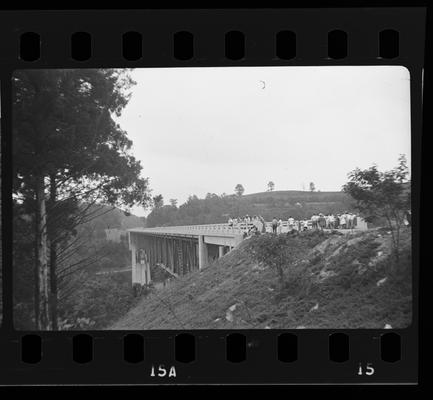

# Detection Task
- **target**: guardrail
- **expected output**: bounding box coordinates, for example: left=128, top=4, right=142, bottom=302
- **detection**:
left=130, top=222, right=256, bottom=236
left=131, top=221, right=292, bottom=234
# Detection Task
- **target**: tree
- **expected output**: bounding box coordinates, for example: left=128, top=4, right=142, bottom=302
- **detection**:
left=169, top=199, right=178, bottom=208
left=343, top=155, right=410, bottom=267
left=205, top=193, right=218, bottom=200
left=13, top=69, right=151, bottom=329
left=153, top=194, right=164, bottom=209
left=309, top=182, right=316, bottom=192
left=267, top=181, right=275, bottom=191
left=248, top=234, right=310, bottom=288
left=187, top=194, right=199, bottom=203
left=250, top=235, right=287, bottom=285
left=235, top=184, right=245, bottom=196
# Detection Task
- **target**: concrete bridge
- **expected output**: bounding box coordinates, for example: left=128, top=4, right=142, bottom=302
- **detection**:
left=128, top=223, right=249, bottom=288
left=128, top=218, right=368, bottom=289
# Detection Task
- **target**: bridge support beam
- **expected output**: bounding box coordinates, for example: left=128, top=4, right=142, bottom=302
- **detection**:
left=218, top=245, right=225, bottom=258
left=139, top=250, right=151, bottom=286
left=198, top=235, right=208, bottom=270
left=130, top=240, right=137, bottom=284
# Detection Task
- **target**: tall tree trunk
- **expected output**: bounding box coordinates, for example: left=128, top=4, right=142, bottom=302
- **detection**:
left=35, top=175, right=50, bottom=330
left=49, top=241, right=58, bottom=329
left=33, top=206, right=40, bottom=330
left=49, top=174, right=58, bottom=330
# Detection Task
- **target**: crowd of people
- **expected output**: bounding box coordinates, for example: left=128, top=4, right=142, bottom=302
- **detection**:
left=228, top=215, right=267, bottom=234
left=227, top=212, right=360, bottom=236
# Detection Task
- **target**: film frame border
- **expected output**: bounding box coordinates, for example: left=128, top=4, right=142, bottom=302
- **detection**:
left=0, top=7, right=425, bottom=385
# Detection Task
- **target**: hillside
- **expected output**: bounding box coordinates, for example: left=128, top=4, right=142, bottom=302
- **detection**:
left=111, top=227, right=412, bottom=330
left=146, top=190, right=354, bottom=227
left=242, top=190, right=346, bottom=202
left=87, top=205, right=145, bottom=232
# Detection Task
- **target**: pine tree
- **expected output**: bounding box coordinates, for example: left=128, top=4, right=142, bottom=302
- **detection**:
left=13, top=69, right=151, bottom=329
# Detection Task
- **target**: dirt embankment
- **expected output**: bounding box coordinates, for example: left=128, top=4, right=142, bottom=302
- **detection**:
left=110, top=228, right=412, bottom=330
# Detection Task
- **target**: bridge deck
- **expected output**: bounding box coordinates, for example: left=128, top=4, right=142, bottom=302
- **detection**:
left=128, top=218, right=367, bottom=238
left=128, top=223, right=248, bottom=238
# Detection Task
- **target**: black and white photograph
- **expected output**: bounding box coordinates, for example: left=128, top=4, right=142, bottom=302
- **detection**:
left=0, top=90, right=2, bottom=326
left=12, top=66, right=412, bottom=330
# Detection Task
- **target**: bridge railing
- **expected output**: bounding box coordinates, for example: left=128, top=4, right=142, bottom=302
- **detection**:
left=131, top=222, right=258, bottom=236
left=180, top=222, right=266, bottom=234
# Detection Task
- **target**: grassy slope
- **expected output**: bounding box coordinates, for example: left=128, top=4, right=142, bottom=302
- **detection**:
left=110, top=228, right=412, bottom=330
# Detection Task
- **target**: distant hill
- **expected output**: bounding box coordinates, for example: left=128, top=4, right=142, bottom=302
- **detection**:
left=146, top=190, right=355, bottom=227
left=243, top=190, right=346, bottom=201
left=77, top=204, right=145, bottom=240
left=114, top=208, right=146, bottom=230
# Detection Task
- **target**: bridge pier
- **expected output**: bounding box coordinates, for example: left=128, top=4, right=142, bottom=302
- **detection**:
left=129, top=233, right=152, bottom=291
left=138, top=249, right=151, bottom=286
left=218, top=245, right=225, bottom=258
left=198, top=235, right=208, bottom=270
left=130, top=240, right=137, bottom=283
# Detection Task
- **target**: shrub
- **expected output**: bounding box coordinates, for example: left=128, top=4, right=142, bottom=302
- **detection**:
left=60, top=272, right=137, bottom=329
left=248, top=231, right=327, bottom=287
left=249, top=234, right=291, bottom=284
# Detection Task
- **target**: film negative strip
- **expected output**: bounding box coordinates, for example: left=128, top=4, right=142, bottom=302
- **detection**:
left=0, top=8, right=425, bottom=385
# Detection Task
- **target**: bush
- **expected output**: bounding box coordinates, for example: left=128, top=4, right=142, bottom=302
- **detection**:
left=59, top=272, right=137, bottom=329
left=247, top=230, right=328, bottom=287
left=249, top=234, right=291, bottom=284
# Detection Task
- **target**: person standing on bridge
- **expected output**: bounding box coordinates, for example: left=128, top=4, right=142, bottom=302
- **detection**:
left=346, top=213, right=353, bottom=229
left=318, top=213, right=326, bottom=230
left=328, top=214, right=335, bottom=229
left=347, top=213, right=355, bottom=229
left=310, top=214, right=316, bottom=229
left=340, top=213, right=347, bottom=229
left=335, top=214, right=340, bottom=229
left=272, top=217, right=278, bottom=234
left=252, top=216, right=260, bottom=231
left=288, top=216, right=295, bottom=232
left=277, top=218, right=283, bottom=234
left=259, top=215, right=266, bottom=233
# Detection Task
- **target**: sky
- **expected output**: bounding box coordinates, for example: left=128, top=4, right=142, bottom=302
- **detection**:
left=116, top=66, right=411, bottom=217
